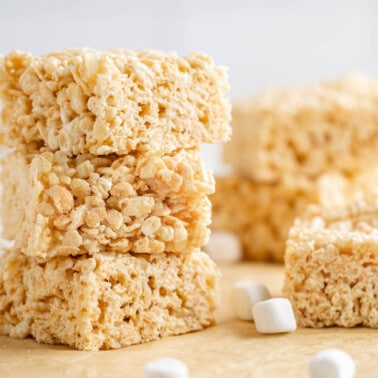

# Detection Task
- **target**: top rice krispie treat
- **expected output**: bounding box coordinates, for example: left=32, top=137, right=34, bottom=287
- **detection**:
left=225, top=74, right=378, bottom=182
left=0, top=49, right=231, bottom=155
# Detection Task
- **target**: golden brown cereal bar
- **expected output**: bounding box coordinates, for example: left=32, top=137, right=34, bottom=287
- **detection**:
left=1, top=148, right=213, bottom=258
left=0, top=49, right=231, bottom=155
left=283, top=199, right=378, bottom=328
left=0, top=249, right=219, bottom=350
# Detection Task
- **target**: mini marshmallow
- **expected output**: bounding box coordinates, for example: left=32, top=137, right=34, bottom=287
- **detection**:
left=252, top=298, right=297, bottom=333
left=0, top=238, right=14, bottom=250
left=308, top=349, right=356, bottom=378
left=231, top=280, right=271, bottom=320
left=204, top=231, right=242, bottom=263
left=143, top=357, right=189, bottom=378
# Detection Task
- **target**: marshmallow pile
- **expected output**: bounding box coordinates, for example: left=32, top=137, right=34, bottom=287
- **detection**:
left=231, top=280, right=297, bottom=334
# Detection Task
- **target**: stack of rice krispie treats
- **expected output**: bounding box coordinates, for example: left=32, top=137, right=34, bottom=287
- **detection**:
left=0, top=49, right=231, bottom=350
left=211, top=74, right=378, bottom=262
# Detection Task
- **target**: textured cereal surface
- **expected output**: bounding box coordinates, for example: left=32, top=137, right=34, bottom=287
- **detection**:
left=283, top=199, right=378, bottom=328
left=0, top=249, right=219, bottom=351
left=225, top=74, right=378, bottom=182
left=211, top=172, right=378, bottom=262
left=1, top=148, right=213, bottom=258
left=0, top=49, right=231, bottom=155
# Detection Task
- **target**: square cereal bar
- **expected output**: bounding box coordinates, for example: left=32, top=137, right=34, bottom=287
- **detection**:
left=224, top=75, right=378, bottom=182
left=0, top=249, right=219, bottom=351
left=211, top=172, right=378, bottom=262
left=283, top=199, right=378, bottom=328
left=0, top=49, right=231, bottom=155
left=1, top=148, right=213, bottom=258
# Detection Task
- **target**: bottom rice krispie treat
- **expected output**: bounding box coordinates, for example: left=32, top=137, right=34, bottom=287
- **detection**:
left=283, top=199, right=378, bottom=328
left=0, top=250, right=219, bottom=351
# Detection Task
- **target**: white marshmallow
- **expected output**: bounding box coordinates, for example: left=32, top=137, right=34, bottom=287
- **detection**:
left=231, top=280, right=271, bottom=321
left=143, top=357, right=189, bottom=378
left=308, top=349, right=356, bottom=378
left=204, top=231, right=242, bottom=263
left=252, top=298, right=297, bottom=333
left=0, top=238, right=14, bottom=250
left=0, top=146, right=13, bottom=159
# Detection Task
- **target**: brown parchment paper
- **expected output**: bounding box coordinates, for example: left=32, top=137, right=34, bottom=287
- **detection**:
left=0, top=263, right=377, bottom=377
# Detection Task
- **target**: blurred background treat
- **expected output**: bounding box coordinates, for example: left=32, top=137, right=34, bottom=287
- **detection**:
left=212, top=75, right=378, bottom=262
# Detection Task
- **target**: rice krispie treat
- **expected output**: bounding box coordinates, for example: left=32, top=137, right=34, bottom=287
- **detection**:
left=211, top=172, right=378, bottom=262
left=0, top=49, right=231, bottom=155
left=283, top=199, right=378, bottom=328
left=1, top=148, right=213, bottom=258
left=224, top=74, right=378, bottom=182
left=0, top=249, right=219, bottom=351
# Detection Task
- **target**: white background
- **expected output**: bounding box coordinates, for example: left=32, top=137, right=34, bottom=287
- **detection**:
left=1, top=0, right=378, bottom=173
